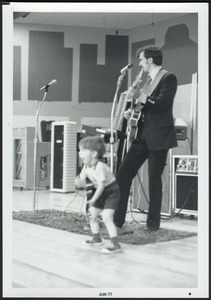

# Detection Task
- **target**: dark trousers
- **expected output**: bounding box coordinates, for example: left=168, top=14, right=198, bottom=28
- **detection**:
left=114, top=136, right=168, bottom=229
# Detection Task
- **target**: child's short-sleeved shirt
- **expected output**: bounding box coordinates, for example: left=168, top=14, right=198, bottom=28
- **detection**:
left=79, top=161, right=115, bottom=188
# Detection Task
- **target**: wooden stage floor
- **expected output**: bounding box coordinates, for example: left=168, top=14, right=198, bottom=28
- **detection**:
left=8, top=188, right=200, bottom=297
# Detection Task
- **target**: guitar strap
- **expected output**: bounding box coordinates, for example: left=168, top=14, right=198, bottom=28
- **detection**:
left=143, top=68, right=168, bottom=96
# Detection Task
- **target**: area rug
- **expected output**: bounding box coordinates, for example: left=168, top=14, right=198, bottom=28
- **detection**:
left=13, top=209, right=197, bottom=245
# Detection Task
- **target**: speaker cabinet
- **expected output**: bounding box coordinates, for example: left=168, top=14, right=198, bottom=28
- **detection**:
left=13, top=127, right=35, bottom=189
left=51, top=121, right=77, bottom=192
left=132, top=140, right=191, bottom=216
left=13, top=127, right=51, bottom=189
left=172, top=155, right=198, bottom=216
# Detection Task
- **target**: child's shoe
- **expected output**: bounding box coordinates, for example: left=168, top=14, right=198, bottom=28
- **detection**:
left=101, top=244, right=121, bottom=254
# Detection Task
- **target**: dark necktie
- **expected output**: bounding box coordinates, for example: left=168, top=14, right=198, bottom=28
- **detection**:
left=142, top=75, right=152, bottom=94
left=147, top=74, right=152, bottom=83
left=135, top=75, right=152, bottom=113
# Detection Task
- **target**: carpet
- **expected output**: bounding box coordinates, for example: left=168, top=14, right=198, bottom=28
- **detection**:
left=13, top=209, right=197, bottom=245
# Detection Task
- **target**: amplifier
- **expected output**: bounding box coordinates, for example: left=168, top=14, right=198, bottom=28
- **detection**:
left=174, top=118, right=187, bottom=140
left=132, top=142, right=193, bottom=216
left=80, top=125, right=105, bottom=138
left=172, top=155, right=198, bottom=216
left=80, top=125, right=119, bottom=143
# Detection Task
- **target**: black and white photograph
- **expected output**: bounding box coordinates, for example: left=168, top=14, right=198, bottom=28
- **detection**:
left=2, top=2, right=209, bottom=298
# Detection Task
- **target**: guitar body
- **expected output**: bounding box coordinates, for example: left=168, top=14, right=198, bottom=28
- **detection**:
left=123, top=69, right=144, bottom=150
left=128, top=111, right=142, bottom=140
left=127, top=110, right=142, bottom=148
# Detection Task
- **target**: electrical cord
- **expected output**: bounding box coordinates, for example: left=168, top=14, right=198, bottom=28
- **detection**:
left=129, top=193, right=139, bottom=224
left=137, top=180, right=196, bottom=220
left=186, top=137, right=192, bottom=154
left=130, top=172, right=197, bottom=221
left=127, top=167, right=149, bottom=223
left=63, top=188, right=103, bottom=226
left=186, top=136, right=198, bottom=154
left=161, top=180, right=196, bottom=220
left=137, top=171, right=149, bottom=205
left=64, top=188, right=85, bottom=212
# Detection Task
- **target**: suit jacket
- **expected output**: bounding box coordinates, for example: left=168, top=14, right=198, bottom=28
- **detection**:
left=139, top=71, right=178, bottom=151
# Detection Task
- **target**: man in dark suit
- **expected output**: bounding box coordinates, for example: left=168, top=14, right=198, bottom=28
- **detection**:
left=114, top=45, right=177, bottom=231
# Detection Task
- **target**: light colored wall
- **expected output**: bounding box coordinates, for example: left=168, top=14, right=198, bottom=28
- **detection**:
left=13, top=24, right=127, bottom=129
left=13, top=13, right=198, bottom=134
left=129, top=13, right=197, bottom=48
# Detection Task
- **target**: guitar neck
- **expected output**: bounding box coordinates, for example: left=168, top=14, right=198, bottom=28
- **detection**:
left=125, top=69, right=144, bottom=104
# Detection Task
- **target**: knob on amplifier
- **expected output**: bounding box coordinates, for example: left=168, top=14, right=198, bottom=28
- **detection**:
left=176, top=156, right=198, bottom=174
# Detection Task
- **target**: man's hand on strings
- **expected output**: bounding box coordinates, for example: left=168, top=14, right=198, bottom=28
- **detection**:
left=136, top=91, right=148, bottom=105
left=127, top=87, right=136, bottom=98
left=124, top=109, right=132, bottom=120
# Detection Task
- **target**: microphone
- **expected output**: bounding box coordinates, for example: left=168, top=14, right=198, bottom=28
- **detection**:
left=40, top=79, right=57, bottom=90
left=120, top=64, right=133, bottom=74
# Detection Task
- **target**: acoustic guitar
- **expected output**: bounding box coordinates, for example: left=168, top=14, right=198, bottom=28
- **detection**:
left=127, top=68, right=168, bottom=147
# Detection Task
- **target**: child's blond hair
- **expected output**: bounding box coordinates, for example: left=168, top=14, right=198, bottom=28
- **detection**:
left=79, top=136, right=106, bottom=159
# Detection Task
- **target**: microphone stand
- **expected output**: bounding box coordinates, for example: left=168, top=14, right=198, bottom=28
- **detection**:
left=32, top=86, right=49, bottom=214
left=110, top=72, right=126, bottom=173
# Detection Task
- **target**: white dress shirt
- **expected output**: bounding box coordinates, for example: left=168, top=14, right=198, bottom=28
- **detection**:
left=137, top=65, right=163, bottom=106
left=148, top=65, right=162, bottom=83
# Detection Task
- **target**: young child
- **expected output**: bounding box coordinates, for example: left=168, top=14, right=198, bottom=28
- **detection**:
left=75, top=136, right=121, bottom=254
